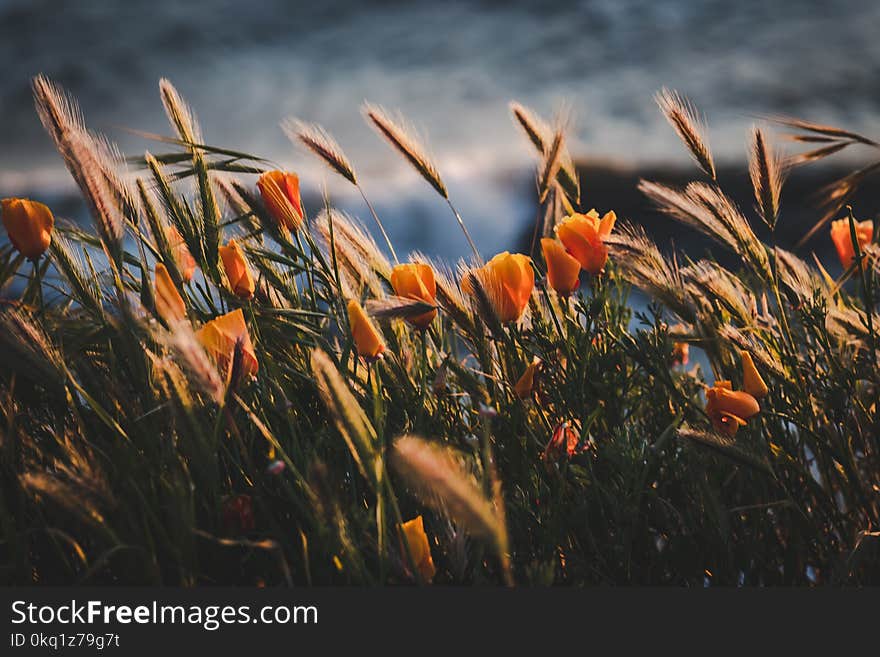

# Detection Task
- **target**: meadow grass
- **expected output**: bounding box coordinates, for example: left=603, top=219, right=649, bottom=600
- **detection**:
left=0, top=78, right=878, bottom=585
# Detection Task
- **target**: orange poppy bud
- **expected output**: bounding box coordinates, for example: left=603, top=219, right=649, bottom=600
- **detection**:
left=740, top=351, right=768, bottom=399
left=347, top=299, right=385, bottom=361
left=166, top=225, right=197, bottom=282
left=219, top=239, right=255, bottom=299
left=705, top=381, right=760, bottom=437
left=390, top=262, right=437, bottom=330
left=461, top=251, right=534, bottom=323
left=556, top=209, right=616, bottom=275
left=154, top=262, right=187, bottom=325
left=398, top=515, right=436, bottom=583
left=543, top=421, right=583, bottom=465
left=195, top=308, right=259, bottom=381
left=257, top=170, right=304, bottom=232
left=1, top=198, right=54, bottom=259
left=540, top=238, right=580, bottom=295
left=830, top=217, right=873, bottom=269
left=514, top=357, right=541, bottom=399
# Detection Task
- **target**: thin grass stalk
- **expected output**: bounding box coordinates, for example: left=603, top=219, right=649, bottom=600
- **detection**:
left=847, top=207, right=878, bottom=369
left=286, top=118, right=399, bottom=263
left=362, top=102, right=480, bottom=262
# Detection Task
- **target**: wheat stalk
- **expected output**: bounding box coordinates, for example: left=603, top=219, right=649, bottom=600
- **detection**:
left=311, top=348, right=380, bottom=489
left=362, top=103, right=446, bottom=197
left=390, top=435, right=502, bottom=543
left=33, top=75, right=127, bottom=259
left=285, top=118, right=356, bottom=184
left=749, top=127, right=784, bottom=229
left=509, top=101, right=580, bottom=202
left=286, top=117, right=399, bottom=263
left=363, top=103, right=481, bottom=261
left=655, top=88, right=716, bottom=181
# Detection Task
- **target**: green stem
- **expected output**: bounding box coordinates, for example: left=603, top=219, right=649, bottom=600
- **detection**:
left=358, top=184, right=398, bottom=264
left=31, top=257, right=44, bottom=316
left=446, top=199, right=482, bottom=264
left=847, top=207, right=878, bottom=370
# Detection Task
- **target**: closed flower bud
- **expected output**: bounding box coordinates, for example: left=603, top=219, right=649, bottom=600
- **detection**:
left=462, top=251, right=534, bottom=323
left=514, top=357, right=542, bottom=399
left=390, top=262, right=437, bottom=330
left=540, top=238, right=580, bottom=295
left=830, top=217, right=873, bottom=269
left=196, top=308, right=259, bottom=381
left=398, top=515, right=436, bottom=583
left=219, top=239, right=255, bottom=299
left=705, top=380, right=760, bottom=437
left=543, top=421, right=584, bottom=465
left=347, top=299, right=385, bottom=361
left=556, top=209, right=616, bottom=275
left=740, top=351, right=768, bottom=399
left=166, top=225, right=197, bottom=282
left=1, top=198, right=54, bottom=259
left=154, top=262, right=187, bottom=325
left=257, top=170, right=304, bottom=232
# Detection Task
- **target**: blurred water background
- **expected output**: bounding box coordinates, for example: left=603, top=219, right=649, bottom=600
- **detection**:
left=1, top=0, right=878, bottom=261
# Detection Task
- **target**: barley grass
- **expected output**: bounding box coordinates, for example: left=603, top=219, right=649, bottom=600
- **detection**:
left=1, top=77, right=878, bottom=587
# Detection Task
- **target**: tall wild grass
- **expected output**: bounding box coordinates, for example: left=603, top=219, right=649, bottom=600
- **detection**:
left=0, top=77, right=878, bottom=585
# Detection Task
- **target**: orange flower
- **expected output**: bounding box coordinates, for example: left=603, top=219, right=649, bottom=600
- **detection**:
left=830, top=217, right=873, bottom=268
left=514, top=357, right=542, bottom=399
left=398, top=515, right=436, bottom=583
left=740, top=351, right=768, bottom=399
left=195, top=308, right=259, bottom=381
left=1, top=198, right=54, bottom=259
left=556, top=209, right=616, bottom=275
left=166, top=225, right=197, bottom=282
left=705, top=380, right=760, bottom=437
left=541, top=238, right=580, bottom=295
left=461, top=251, right=534, bottom=323
left=257, top=170, right=304, bottom=232
left=390, top=262, right=437, bottom=330
left=542, top=421, right=584, bottom=465
left=154, top=262, right=187, bottom=324
left=219, top=239, right=255, bottom=299
left=347, top=300, right=385, bottom=361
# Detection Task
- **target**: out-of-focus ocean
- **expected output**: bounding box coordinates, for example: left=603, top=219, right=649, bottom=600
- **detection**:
left=1, top=0, right=878, bottom=257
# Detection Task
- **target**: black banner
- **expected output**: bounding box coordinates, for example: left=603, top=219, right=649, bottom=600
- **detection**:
left=0, top=587, right=875, bottom=654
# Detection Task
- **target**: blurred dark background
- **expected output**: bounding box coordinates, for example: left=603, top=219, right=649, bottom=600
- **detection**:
left=1, top=0, right=878, bottom=264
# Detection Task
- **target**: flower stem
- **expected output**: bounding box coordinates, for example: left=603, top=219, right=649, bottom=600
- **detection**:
left=31, top=256, right=44, bottom=316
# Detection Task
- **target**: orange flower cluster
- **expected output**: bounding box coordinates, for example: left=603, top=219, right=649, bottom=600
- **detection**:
left=537, top=209, right=617, bottom=296
left=705, top=351, right=768, bottom=436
